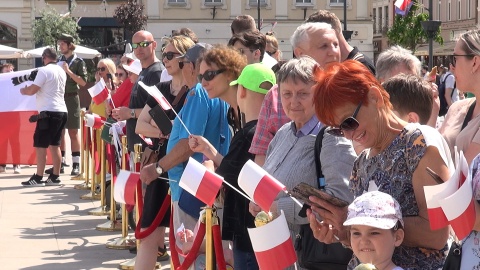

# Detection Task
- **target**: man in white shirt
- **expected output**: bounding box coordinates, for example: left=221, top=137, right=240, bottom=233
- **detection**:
left=19, top=47, right=68, bottom=187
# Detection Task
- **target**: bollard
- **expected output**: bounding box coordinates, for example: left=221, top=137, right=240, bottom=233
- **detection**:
left=89, top=139, right=109, bottom=216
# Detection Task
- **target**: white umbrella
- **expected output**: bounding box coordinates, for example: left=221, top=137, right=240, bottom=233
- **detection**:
left=24, top=45, right=102, bottom=59
left=0, top=44, right=24, bottom=59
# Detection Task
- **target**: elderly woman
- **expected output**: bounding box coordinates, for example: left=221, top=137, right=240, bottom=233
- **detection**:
left=134, top=35, right=194, bottom=270
left=307, top=60, right=453, bottom=270
left=248, top=56, right=356, bottom=269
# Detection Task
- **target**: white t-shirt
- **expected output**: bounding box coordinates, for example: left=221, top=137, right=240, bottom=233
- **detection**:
left=442, top=72, right=460, bottom=102
left=33, top=63, right=67, bottom=112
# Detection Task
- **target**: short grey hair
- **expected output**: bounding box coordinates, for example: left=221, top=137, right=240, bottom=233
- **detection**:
left=376, top=45, right=421, bottom=81
left=460, top=29, right=480, bottom=56
left=276, top=55, right=317, bottom=86
left=290, top=22, right=333, bottom=49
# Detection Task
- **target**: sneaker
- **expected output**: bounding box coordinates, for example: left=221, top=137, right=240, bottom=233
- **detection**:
left=13, top=165, right=21, bottom=174
left=45, top=166, right=64, bottom=174
left=44, top=176, right=61, bottom=186
left=22, top=174, right=44, bottom=187
left=0, top=166, right=5, bottom=173
left=62, top=161, right=70, bottom=167
left=157, top=246, right=170, bottom=262
left=71, top=163, right=79, bottom=176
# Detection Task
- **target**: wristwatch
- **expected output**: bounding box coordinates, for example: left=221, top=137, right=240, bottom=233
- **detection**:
left=130, top=109, right=135, bottom=119
left=155, top=163, right=163, bottom=175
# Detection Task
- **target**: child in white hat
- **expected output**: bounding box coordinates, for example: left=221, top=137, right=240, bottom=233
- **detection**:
left=344, top=191, right=405, bottom=270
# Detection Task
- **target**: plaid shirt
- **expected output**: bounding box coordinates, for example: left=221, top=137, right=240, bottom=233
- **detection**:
left=249, top=84, right=290, bottom=155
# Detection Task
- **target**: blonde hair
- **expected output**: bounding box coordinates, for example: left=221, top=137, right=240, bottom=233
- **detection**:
left=98, top=58, right=118, bottom=86
left=164, top=35, right=195, bottom=56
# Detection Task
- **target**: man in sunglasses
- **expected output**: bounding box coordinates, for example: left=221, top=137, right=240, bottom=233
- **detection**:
left=48, top=33, right=86, bottom=176
left=228, top=30, right=266, bottom=65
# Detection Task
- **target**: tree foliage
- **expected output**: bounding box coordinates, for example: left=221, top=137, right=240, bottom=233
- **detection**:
left=387, top=1, right=443, bottom=52
left=32, top=5, right=81, bottom=47
left=113, top=0, right=147, bottom=33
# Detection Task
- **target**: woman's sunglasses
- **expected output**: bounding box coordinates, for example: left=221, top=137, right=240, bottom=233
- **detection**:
left=162, top=51, right=181, bottom=60
left=450, top=54, right=475, bottom=67
left=115, top=72, right=126, bottom=78
left=327, top=101, right=363, bottom=137
left=97, top=67, right=106, bottom=72
left=197, top=70, right=225, bottom=82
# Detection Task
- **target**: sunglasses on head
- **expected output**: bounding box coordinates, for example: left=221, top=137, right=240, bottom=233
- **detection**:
left=97, top=67, right=106, bottom=72
left=132, top=41, right=153, bottom=49
left=197, top=70, right=225, bottom=82
left=162, top=51, right=181, bottom=60
left=450, top=54, right=475, bottom=67
left=327, top=101, right=363, bottom=137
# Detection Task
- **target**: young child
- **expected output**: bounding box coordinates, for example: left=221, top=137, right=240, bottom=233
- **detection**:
left=344, top=191, right=405, bottom=270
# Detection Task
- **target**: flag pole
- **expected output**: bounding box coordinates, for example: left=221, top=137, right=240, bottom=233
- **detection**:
left=284, top=190, right=304, bottom=208
left=170, top=109, right=191, bottom=136
left=221, top=179, right=254, bottom=203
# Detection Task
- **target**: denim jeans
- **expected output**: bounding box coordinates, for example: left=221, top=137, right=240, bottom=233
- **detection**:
left=233, top=246, right=259, bottom=270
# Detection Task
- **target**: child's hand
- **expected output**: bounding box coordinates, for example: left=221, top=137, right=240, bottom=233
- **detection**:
left=176, top=229, right=194, bottom=243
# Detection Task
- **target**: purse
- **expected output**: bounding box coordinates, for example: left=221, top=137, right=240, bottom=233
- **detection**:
left=442, top=241, right=462, bottom=270
left=140, top=144, right=162, bottom=169
left=295, top=127, right=353, bottom=270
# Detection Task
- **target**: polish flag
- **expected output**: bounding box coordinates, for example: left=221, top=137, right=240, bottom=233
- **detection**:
left=238, top=160, right=286, bottom=211
left=394, top=0, right=412, bottom=11
left=0, top=69, right=52, bottom=165
left=424, top=151, right=469, bottom=230
left=439, top=174, right=475, bottom=240
left=138, top=81, right=173, bottom=111
left=114, top=170, right=140, bottom=205
left=88, top=78, right=110, bottom=105
left=84, top=113, right=105, bottom=129
left=179, top=157, right=223, bottom=206
left=247, top=211, right=297, bottom=270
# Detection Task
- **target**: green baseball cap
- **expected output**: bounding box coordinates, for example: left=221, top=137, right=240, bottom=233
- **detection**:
left=229, top=63, right=276, bottom=94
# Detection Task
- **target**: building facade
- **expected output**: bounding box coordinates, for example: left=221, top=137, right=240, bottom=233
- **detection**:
left=0, top=0, right=374, bottom=70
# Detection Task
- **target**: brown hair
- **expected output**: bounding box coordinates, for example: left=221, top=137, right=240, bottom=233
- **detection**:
left=228, top=30, right=266, bottom=61
left=306, top=10, right=342, bottom=34
left=200, top=44, right=247, bottom=81
left=313, top=60, right=392, bottom=126
left=231, top=15, right=256, bottom=35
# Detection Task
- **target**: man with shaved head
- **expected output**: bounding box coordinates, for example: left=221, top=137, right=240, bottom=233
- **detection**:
left=111, top=30, right=169, bottom=265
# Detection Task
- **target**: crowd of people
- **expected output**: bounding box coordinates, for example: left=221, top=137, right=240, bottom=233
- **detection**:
left=6, top=9, right=480, bottom=270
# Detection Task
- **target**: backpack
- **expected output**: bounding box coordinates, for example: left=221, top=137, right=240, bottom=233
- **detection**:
left=438, top=73, right=454, bottom=117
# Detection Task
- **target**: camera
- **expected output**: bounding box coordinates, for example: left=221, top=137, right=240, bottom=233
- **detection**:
left=12, top=69, right=38, bottom=86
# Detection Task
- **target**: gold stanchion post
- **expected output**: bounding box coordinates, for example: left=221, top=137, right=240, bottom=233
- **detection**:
left=205, top=207, right=214, bottom=270
left=89, top=139, right=109, bottom=215
left=72, top=109, right=86, bottom=181
left=74, top=119, right=91, bottom=190
left=81, top=128, right=100, bottom=200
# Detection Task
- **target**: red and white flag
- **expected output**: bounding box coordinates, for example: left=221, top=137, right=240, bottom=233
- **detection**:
left=138, top=134, right=153, bottom=146
left=179, top=157, right=223, bottom=206
left=0, top=69, right=51, bottom=165
left=138, top=81, right=173, bottom=111
left=247, top=211, right=297, bottom=269
left=238, top=160, right=286, bottom=211
left=439, top=173, right=475, bottom=240
left=424, top=151, right=469, bottom=230
left=88, top=78, right=109, bottom=105
left=114, top=170, right=140, bottom=205
left=84, top=113, right=105, bottom=129
left=394, top=0, right=412, bottom=11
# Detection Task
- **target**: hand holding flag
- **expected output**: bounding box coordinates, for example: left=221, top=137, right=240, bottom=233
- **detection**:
left=88, top=78, right=110, bottom=105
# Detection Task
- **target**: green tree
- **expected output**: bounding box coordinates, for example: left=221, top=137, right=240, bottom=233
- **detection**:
left=387, top=1, right=443, bottom=52
left=32, top=5, right=81, bottom=47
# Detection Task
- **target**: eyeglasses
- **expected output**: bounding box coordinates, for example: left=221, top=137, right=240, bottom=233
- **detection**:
left=327, top=101, right=363, bottom=137
left=451, top=54, right=475, bottom=67
left=162, top=51, right=181, bottom=60
left=266, top=50, right=277, bottom=56
left=132, top=41, right=153, bottom=49
left=97, top=67, right=107, bottom=72
left=179, top=61, right=192, bottom=69
left=115, top=72, right=126, bottom=78
left=197, top=70, right=225, bottom=82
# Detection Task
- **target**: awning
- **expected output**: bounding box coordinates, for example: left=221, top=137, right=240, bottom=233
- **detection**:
left=0, top=44, right=24, bottom=59
left=24, top=45, right=102, bottom=59
left=414, top=41, right=456, bottom=56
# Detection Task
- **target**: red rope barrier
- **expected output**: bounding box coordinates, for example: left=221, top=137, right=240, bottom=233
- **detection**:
left=135, top=193, right=171, bottom=239
left=93, top=129, right=100, bottom=175
left=213, top=223, right=227, bottom=270
left=169, top=208, right=206, bottom=270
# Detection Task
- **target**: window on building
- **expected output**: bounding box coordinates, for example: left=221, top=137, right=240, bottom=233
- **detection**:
left=204, top=0, right=222, bottom=5
left=437, top=1, right=441, bottom=20
left=448, top=1, right=451, bottom=21
left=373, top=8, right=377, bottom=33
left=249, top=0, right=267, bottom=6
left=0, top=22, right=18, bottom=68
left=457, top=0, right=461, bottom=20
left=384, top=6, right=388, bottom=29
left=296, top=0, right=313, bottom=5
left=330, top=0, right=345, bottom=5
left=467, top=0, right=471, bottom=18
left=168, top=0, right=187, bottom=5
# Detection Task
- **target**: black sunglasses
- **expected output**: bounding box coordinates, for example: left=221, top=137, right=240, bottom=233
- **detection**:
left=238, top=48, right=255, bottom=54
left=451, top=54, right=475, bottom=67
left=97, top=67, right=106, bottom=72
left=162, top=51, right=181, bottom=60
left=197, top=70, right=225, bottom=82
left=327, top=101, right=363, bottom=137
left=132, top=41, right=153, bottom=49
left=179, top=61, right=192, bottom=69
left=115, top=72, right=126, bottom=77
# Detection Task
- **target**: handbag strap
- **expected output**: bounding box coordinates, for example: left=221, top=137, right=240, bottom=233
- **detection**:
left=171, top=85, right=188, bottom=107
left=461, top=100, right=476, bottom=131
left=314, top=126, right=327, bottom=189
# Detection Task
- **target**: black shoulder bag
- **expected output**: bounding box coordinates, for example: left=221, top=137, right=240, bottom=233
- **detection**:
left=295, top=127, right=352, bottom=270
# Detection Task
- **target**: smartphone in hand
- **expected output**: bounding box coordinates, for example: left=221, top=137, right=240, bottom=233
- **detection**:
left=291, top=182, right=349, bottom=210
